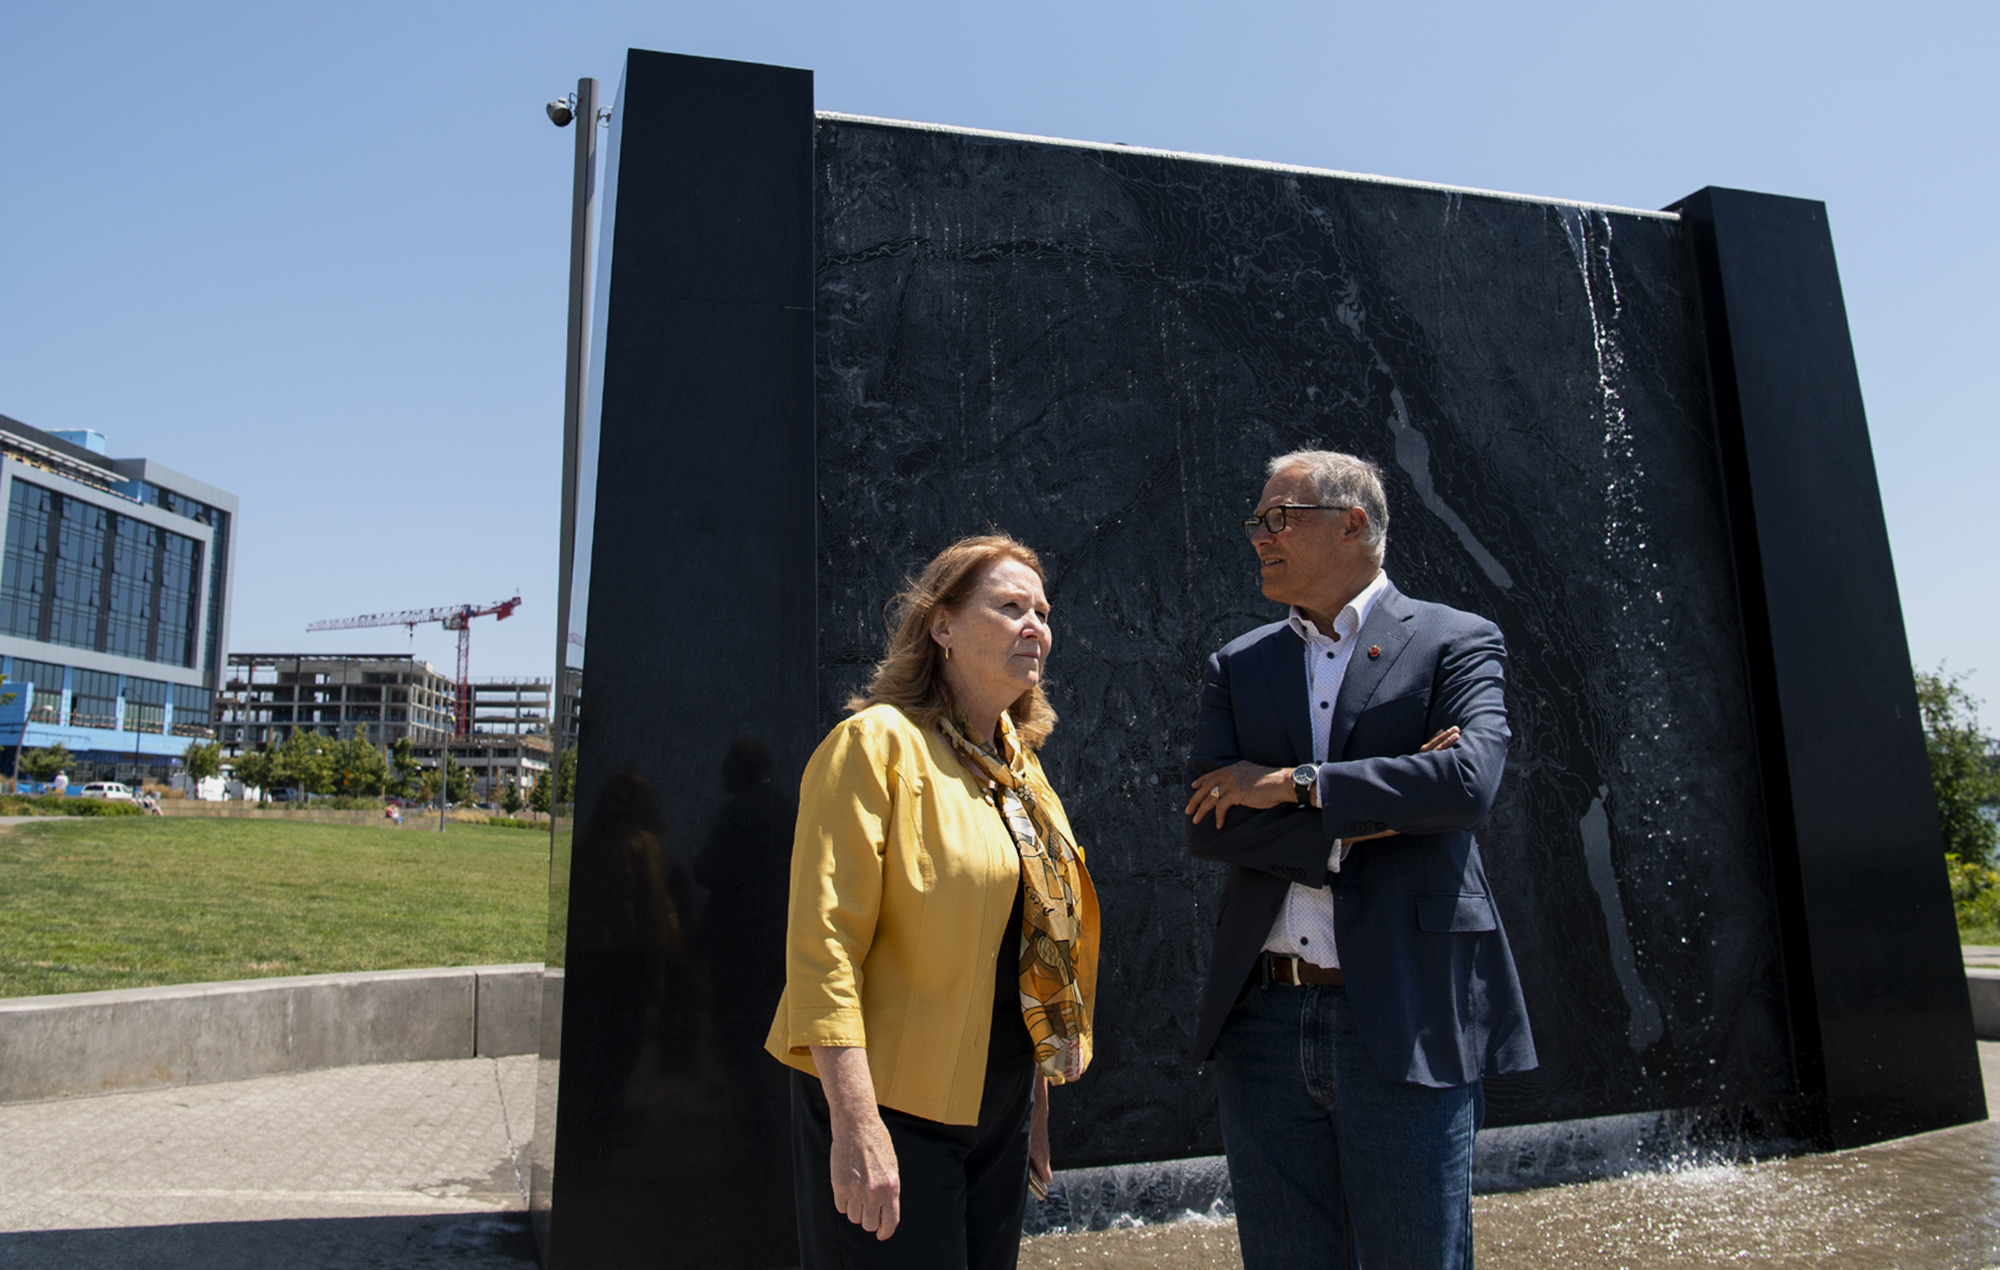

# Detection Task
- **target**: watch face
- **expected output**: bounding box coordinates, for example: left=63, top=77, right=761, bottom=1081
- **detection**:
left=1294, top=765, right=1315, bottom=786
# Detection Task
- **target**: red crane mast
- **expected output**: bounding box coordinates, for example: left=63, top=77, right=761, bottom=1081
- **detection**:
left=306, top=596, right=523, bottom=738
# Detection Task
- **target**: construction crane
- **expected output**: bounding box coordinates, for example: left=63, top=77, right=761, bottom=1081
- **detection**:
left=307, top=596, right=523, bottom=738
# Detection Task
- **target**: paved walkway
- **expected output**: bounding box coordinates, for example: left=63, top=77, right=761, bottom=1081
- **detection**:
left=5, top=1044, right=1999, bottom=1268
left=0, top=1057, right=537, bottom=1269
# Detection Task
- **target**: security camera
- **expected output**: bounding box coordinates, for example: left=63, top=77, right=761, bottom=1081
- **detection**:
left=546, top=98, right=574, bottom=127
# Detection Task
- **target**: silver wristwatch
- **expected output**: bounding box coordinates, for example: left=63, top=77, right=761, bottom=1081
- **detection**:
left=1292, top=763, right=1317, bottom=807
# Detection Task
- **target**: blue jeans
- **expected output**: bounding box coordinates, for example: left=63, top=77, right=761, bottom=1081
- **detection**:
left=1209, top=977, right=1480, bottom=1270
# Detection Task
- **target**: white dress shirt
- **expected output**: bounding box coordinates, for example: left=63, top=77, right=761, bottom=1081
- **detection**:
left=1262, top=569, right=1390, bottom=968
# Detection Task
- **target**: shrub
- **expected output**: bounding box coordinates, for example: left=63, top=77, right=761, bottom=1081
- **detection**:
left=1948, top=853, right=2000, bottom=935
left=0, top=795, right=147, bottom=817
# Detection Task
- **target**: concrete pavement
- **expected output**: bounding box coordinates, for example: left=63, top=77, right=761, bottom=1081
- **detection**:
left=0, top=1056, right=537, bottom=1269
left=6, top=1044, right=1999, bottom=1269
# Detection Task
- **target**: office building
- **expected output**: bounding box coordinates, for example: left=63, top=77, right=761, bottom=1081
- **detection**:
left=0, top=414, right=237, bottom=784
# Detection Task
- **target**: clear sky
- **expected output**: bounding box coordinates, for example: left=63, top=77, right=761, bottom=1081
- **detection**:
left=3, top=2, right=1994, bottom=720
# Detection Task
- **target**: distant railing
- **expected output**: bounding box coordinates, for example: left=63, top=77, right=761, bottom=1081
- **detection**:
left=27, top=705, right=59, bottom=724
left=69, top=711, right=117, bottom=730
left=171, top=722, right=218, bottom=739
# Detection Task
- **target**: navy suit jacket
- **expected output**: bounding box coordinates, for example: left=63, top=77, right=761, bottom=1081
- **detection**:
left=1186, top=580, right=1538, bottom=1088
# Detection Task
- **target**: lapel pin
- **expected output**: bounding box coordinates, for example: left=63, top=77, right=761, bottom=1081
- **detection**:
left=1368, top=645, right=1381, bottom=660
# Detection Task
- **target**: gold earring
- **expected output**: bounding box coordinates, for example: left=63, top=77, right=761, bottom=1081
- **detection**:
left=944, top=645, right=951, bottom=661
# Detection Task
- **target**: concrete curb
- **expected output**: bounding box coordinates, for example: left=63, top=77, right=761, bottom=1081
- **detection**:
left=1968, top=969, right=2000, bottom=1040
left=0, top=964, right=542, bottom=1104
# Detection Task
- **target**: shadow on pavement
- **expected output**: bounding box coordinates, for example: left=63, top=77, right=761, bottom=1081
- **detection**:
left=0, top=1211, right=538, bottom=1270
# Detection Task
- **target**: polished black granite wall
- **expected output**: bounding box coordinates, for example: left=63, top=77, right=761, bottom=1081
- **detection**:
left=814, top=121, right=1792, bottom=1156
left=1676, top=188, right=1982, bottom=1146
left=537, top=50, right=814, bottom=1270
left=541, top=48, right=1980, bottom=1268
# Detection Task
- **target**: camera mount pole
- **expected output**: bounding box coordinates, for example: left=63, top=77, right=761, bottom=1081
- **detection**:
left=553, top=76, right=600, bottom=831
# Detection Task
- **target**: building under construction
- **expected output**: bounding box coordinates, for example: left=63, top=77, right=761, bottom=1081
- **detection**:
left=220, top=653, right=455, bottom=750
left=471, top=678, right=554, bottom=735
left=219, top=652, right=554, bottom=800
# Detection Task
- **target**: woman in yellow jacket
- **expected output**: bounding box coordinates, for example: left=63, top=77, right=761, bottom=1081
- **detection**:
left=766, top=533, right=1100, bottom=1270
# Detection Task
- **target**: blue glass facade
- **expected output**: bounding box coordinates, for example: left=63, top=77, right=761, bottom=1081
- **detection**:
left=2, top=479, right=203, bottom=669
left=0, top=482, right=50, bottom=637
left=115, top=478, right=230, bottom=683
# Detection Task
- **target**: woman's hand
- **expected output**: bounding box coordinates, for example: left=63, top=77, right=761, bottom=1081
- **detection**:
left=811, top=1045, right=901, bottom=1240
left=1029, top=1075, right=1053, bottom=1196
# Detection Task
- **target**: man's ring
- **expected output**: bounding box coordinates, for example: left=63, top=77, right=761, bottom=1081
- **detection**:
left=1208, top=786, right=1223, bottom=798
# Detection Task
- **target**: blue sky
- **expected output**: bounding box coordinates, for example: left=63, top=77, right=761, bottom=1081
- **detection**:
left=2, top=2, right=1994, bottom=721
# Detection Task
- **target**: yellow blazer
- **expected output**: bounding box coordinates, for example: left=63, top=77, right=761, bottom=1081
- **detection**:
left=765, top=703, right=1097, bottom=1125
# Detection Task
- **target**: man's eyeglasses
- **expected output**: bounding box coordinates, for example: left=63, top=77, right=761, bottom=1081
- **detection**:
left=1242, top=504, right=1349, bottom=539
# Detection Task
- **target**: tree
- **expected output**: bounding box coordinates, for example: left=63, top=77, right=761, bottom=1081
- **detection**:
left=234, top=746, right=276, bottom=795
left=1916, top=666, right=2000, bottom=869
left=529, top=769, right=552, bottom=815
left=555, top=746, right=577, bottom=806
left=330, top=734, right=387, bottom=797
left=271, top=730, right=335, bottom=797
left=418, top=765, right=443, bottom=805
left=500, top=774, right=524, bottom=815
left=19, top=744, right=72, bottom=783
left=387, top=736, right=422, bottom=799
left=444, top=755, right=475, bottom=805
left=182, top=739, right=221, bottom=782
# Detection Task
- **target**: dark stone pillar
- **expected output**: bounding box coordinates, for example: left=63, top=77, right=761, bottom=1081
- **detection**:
left=541, top=49, right=814, bottom=1268
left=1677, top=186, right=1985, bottom=1145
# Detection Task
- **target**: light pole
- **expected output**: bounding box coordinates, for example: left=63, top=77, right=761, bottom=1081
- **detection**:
left=548, top=78, right=602, bottom=836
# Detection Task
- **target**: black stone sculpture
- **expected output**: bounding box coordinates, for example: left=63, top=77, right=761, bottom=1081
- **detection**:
left=530, top=47, right=1982, bottom=1268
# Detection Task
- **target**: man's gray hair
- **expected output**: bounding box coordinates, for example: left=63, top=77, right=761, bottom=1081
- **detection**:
left=1267, top=449, right=1390, bottom=566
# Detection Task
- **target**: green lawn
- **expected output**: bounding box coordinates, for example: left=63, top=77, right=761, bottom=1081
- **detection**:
left=0, top=817, right=556, bottom=998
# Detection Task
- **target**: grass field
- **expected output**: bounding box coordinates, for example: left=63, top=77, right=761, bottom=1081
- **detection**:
left=0, top=817, right=555, bottom=998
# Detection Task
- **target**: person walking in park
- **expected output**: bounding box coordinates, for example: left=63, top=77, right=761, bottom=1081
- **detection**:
left=1184, top=449, right=1537, bottom=1268
left=767, top=533, right=1100, bottom=1270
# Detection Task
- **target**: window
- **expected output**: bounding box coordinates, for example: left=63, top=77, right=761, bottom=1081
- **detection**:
left=124, top=676, right=168, bottom=734
left=70, top=668, right=118, bottom=730
left=49, top=500, right=106, bottom=650
left=202, top=508, right=228, bottom=678
left=10, top=657, right=64, bottom=722
left=1, top=482, right=51, bottom=639
left=157, top=532, right=200, bottom=667
left=106, top=517, right=158, bottom=659
left=170, top=684, right=214, bottom=737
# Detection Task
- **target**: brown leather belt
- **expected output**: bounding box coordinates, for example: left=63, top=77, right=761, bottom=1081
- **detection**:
left=1265, top=953, right=1343, bottom=986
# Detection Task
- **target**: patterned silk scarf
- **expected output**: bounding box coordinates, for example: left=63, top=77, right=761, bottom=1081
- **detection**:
left=941, top=711, right=1097, bottom=1083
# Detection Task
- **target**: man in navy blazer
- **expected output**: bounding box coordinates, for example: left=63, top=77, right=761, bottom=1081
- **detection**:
left=1185, top=449, right=1535, bottom=1269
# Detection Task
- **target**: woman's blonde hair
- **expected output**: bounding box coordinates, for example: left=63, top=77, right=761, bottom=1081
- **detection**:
left=845, top=533, right=1058, bottom=749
